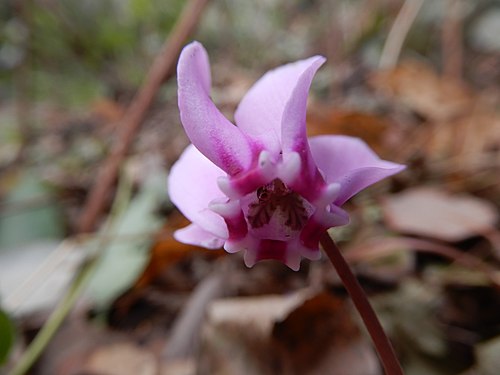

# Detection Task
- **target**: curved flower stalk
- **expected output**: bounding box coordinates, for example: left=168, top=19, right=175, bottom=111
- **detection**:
left=169, top=41, right=405, bottom=270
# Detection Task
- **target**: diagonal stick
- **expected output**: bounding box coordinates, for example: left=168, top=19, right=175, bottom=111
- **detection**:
left=78, top=0, right=211, bottom=233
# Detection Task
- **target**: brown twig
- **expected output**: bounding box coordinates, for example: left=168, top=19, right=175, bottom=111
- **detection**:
left=320, top=233, right=404, bottom=375
left=77, top=0, right=211, bottom=233
left=442, top=0, right=463, bottom=81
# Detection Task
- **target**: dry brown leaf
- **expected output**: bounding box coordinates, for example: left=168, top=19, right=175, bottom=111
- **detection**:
left=273, top=292, right=380, bottom=375
left=206, top=292, right=307, bottom=336
left=199, top=292, right=308, bottom=375
left=135, top=217, right=225, bottom=289
left=307, top=108, right=391, bottom=154
left=91, top=98, right=125, bottom=123
left=84, top=342, right=158, bottom=375
left=425, top=111, right=500, bottom=164
left=370, top=60, right=472, bottom=122
left=199, top=291, right=379, bottom=375
left=382, top=187, right=498, bottom=242
left=160, top=359, right=196, bottom=375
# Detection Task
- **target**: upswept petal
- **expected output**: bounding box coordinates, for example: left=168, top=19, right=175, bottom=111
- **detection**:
left=309, top=135, right=405, bottom=205
left=177, top=41, right=256, bottom=175
left=175, top=223, right=225, bottom=249
left=234, top=56, right=325, bottom=157
left=168, top=144, right=228, bottom=238
left=280, top=56, right=325, bottom=156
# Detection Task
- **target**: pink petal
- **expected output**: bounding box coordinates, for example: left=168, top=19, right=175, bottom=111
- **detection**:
left=174, top=223, right=225, bottom=249
left=168, top=144, right=228, bottom=238
left=234, top=56, right=325, bottom=157
left=309, top=135, right=405, bottom=205
left=281, top=57, right=325, bottom=157
left=177, top=41, right=256, bottom=175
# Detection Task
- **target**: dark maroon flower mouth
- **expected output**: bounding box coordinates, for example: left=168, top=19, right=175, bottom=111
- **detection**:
left=247, top=178, right=309, bottom=231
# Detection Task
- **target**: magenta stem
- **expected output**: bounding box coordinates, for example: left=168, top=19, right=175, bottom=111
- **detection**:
left=320, top=232, right=404, bottom=375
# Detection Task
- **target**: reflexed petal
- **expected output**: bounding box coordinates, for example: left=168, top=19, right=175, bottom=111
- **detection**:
left=175, top=223, right=225, bottom=249
left=177, top=41, right=255, bottom=175
left=235, top=56, right=325, bottom=157
left=309, top=135, right=405, bottom=205
left=280, top=56, right=325, bottom=156
left=168, top=144, right=229, bottom=238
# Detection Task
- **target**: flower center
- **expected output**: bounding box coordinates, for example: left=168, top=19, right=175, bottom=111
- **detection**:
left=246, top=178, right=310, bottom=232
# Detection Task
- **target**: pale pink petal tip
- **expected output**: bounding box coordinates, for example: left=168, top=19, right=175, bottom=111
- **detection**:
left=309, top=135, right=405, bottom=205
left=285, top=251, right=301, bottom=271
left=235, top=55, right=325, bottom=157
left=174, top=224, right=226, bottom=249
left=177, top=42, right=255, bottom=175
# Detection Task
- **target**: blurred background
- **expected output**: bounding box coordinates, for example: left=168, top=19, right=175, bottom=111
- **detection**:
left=1, top=0, right=499, bottom=374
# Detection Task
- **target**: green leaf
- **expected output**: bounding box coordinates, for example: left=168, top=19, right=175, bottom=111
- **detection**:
left=86, top=172, right=166, bottom=309
left=0, top=171, right=64, bottom=250
left=0, top=308, right=15, bottom=364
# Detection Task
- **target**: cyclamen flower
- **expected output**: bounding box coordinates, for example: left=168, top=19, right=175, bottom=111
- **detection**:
left=169, top=42, right=404, bottom=270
